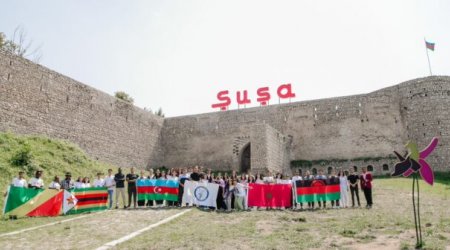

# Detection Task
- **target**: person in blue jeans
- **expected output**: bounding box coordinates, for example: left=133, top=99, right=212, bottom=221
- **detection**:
left=104, top=169, right=116, bottom=209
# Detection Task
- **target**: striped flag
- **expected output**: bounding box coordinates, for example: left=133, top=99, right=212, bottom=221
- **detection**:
left=137, top=179, right=179, bottom=201
left=66, top=187, right=108, bottom=214
left=425, top=40, right=435, bottom=51
left=295, top=179, right=340, bottom=203
left=3, top=186, right=64, bottom=217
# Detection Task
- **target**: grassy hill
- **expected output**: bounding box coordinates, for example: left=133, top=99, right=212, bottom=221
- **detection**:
left=0, top=132, right=118, bottom=209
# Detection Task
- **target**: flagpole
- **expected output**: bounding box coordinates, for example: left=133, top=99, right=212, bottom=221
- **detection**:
left=424, top=38, right=433, bottom=76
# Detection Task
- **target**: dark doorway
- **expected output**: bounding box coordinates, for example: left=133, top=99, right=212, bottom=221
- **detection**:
left=240, top=144, right=251, bottom=173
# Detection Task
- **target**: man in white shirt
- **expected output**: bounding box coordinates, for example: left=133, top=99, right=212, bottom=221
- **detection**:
left=93, top=173, right=105, bottom=187
left=292, top=169, right=303, bottom=182
left=104, top=169, right=115, bottom=209
left=12, top=171, right=28, bottom=187
left=49, top=176, right=61, bottom=190
left=28, top=170, right=44, bottom=189
left=4, top=171, right=28, bottom=198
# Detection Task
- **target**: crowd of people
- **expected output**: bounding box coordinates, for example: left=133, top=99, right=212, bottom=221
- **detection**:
left=4, top=165, right=373, bottom=211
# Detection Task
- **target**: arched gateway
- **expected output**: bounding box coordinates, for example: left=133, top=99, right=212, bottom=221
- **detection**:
left=240, top=143, right=251, bottom=173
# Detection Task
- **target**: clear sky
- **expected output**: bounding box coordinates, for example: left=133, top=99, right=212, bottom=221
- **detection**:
left=1, top=0, right=449, bottom=117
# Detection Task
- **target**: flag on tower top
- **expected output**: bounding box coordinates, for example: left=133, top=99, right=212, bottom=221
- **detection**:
left=425, top=40, right=435, bottom=51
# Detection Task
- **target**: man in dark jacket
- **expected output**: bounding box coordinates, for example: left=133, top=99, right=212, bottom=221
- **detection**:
left=114, top=168, right=126, bottom=209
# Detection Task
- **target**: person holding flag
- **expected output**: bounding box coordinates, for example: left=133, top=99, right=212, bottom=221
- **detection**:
left=126, top=167, right=139, bottom=209
left=48, top=176, right=61, bottom=190
left=61, top=172, right=74, bottom=190
left=12, top=171, right=28, bottom=188
left=3, top=171, right=27, bottom=199
left=104, top=169, right=115, bottom=209
left=93, top=173, right=105, bottom=187
left=28, top=170, right=44, bottom=189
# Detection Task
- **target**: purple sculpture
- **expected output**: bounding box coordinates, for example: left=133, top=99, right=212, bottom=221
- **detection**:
left=392, top=137, right=438, bottom=248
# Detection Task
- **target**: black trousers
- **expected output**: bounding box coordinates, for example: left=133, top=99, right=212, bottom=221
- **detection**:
left=128, top=186, right=137, bottom=207
left=216, top=186, right=225, bottom=210
left=318, top=201, right=326, bottom=208
left=350, top=185, right=361, bottom=206
left=231, top=194, right=235, bottom=209
left=137, top=200, right=145, bottom=207
left=331, top=200, right=339, bottom=207
left=362, top=188, right=373, bottom=206
left=178, top=186, right=184, bottom=206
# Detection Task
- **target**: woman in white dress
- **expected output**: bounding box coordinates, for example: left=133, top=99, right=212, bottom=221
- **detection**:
left=338, top=169, right=349, bottom=208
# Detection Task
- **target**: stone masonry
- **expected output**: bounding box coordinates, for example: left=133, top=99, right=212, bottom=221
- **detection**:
left=0, top=50, right=164, bottom=168
left=1, top=50, right=450, bottom=175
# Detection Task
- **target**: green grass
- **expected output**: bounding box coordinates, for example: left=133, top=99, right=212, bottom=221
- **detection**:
left=0, top=178, right=448, bottom=249
left=377, top=178, right=450, bottom=198
left=112, top=178, right=450, bottom=250
left=0, top=132, right=118, bottom=210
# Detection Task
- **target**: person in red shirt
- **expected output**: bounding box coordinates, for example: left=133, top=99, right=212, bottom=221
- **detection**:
left=360, top=166, right=373, bottom=209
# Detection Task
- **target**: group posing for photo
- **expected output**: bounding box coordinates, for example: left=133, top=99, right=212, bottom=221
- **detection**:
left=4, top=165, right=373, bottom=211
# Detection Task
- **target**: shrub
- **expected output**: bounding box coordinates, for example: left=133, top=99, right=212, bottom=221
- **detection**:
left=10, top=143, right=33, bottom=166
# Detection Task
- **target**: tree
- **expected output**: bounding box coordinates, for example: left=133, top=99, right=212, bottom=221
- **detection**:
left=0, top=26, right=42, bottom=63
left=114, top=91, right=134, bottom=104
left=154, top=107, right=165, bottom=118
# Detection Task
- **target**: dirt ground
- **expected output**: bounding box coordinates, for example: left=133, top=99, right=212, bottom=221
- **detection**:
left=1, top=178, right=449, bottom=250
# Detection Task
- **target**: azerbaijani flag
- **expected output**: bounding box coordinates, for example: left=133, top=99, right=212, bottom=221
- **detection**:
left=295, top=179, right=340, bottom=203
left=137, top=179, right=179, bottom=201
left=3, top=186, right=64, bottom=217
left=66, top=187, right=108, bottom=214
left=425, top=40, right=435, bottom=51
left=247, top=183, right=292, bottom=208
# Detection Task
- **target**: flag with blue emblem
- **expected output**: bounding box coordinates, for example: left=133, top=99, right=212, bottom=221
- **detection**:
left=182, top=181, right=219, bottom=208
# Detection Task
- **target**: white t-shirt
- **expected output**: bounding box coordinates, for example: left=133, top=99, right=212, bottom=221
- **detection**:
left=263, top=176, right=274, bottom=183
left=167, top=175, right=179, bottom=181
left=29, top=177, right=44, bottom=188
left=292, top=176, right=302, bottom=182
left=277, top=179, right=292, bottom=184
left=49, top=181, right=61, bottom=189
left=235, top=183, right=246, bottom=197
left=74, top=182, right=84, bottom=189
left=84, top=183, right=91, bottom=188
left=104, top=175, right=115, bottom=190
left=255, top=179, right=264, bottom=184
left=93, top=178, right=105, bottom=187
left=12, top=177, right=27, bottom=187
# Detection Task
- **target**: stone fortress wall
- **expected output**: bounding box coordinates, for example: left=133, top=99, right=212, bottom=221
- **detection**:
left=1, top=51, right=449, bottom=175
left=0, top=50, right=164, bottom=169
left=162, top=76, right=450, bottom=175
